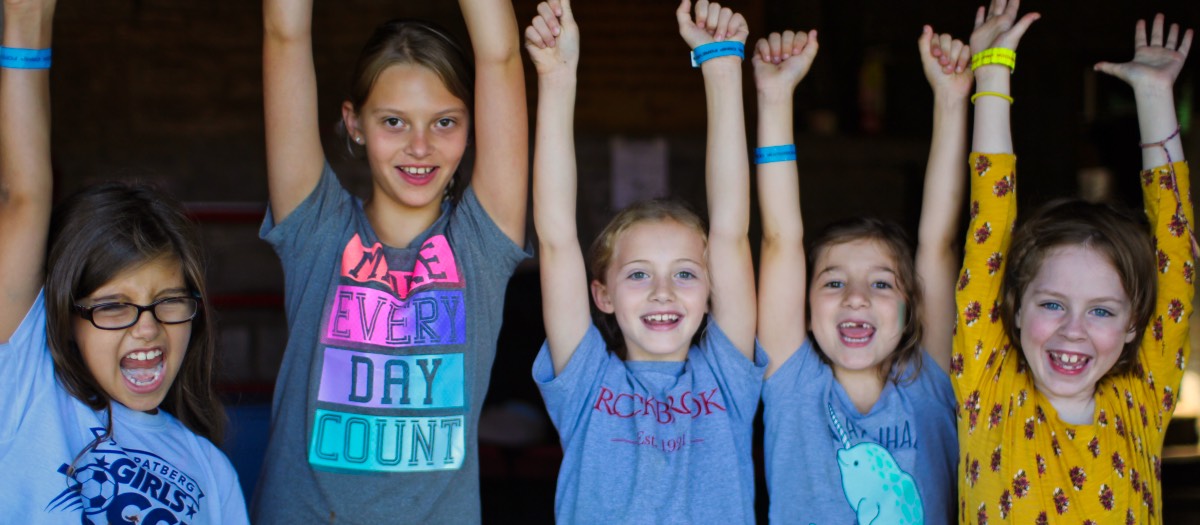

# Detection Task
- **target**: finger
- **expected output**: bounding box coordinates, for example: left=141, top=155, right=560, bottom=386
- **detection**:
left=992, top=0, right=1007, bottom=18
left=730, top=13, right=749, bottom=41
left=792, top=30, right=808, bottom=57
left=676, top=0, right=694, bottom=28
left=715, top=7, right=733, bottom=40
left=537, top=2, right=560, bottom=36
left=974, top=6, right=985, bottom=30
left=1180, top=28, right=1194, bottom=58
left=756, top=38, right=771, bottom=62
left=781, top=31, right=795, bottom=58
left=939, top=33, right=954, bottom=64
left=799, top=29, right=819, bottom=61
left=532, top=17, right=555, bottom=46
left=524, top=24, right=548, bottom=49
left=1134, top=19, right=1148, bottom=49
left=1007, top=12, right=1040, bottom=44
left=956, top=44, right=971, bottom=72
left=919, top=25, right=933, bottom=56
left=768, top=32, right=782, bottom=62
left=1150, top=13, right=1165, bottom=47
left=1167, top=23, right=1179, bottom=50
left=695, top=0, right=710, bottom=29
left=1093, top=61, right=1127, bottom=82
left=558, top=0, right=572, bottom=18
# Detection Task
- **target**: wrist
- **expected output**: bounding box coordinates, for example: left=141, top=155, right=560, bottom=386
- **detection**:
left=537, top=69, right=578, bottom=87
left=2, top=9, right=54, bottom=48
left=756, top=87, right=796, bottom=105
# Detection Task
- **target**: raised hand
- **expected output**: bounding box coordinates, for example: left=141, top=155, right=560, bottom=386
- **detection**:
left=919, top=26, right=973, bottom=100
left=676, top=0, right=748, bottom=50
left=969, top=0, right=1039, bottom=54
left=525, top=0, right=579, bottom=76
left=752, top=29, right=819, bottom=99
left=1095, top=14, right=1193, bottom=93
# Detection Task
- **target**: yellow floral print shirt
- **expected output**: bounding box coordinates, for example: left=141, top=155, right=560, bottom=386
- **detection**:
left=952, top=153, right=1193, bottom=524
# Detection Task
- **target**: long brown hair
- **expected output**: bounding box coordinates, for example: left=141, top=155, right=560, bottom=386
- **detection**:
left=1001, top=199, right=1156, bottom=377
left=587, top=199, right=709, bottom=358
left=45, top=182, right=224, bottom=455
left=807, top=217, right=925, bottom=384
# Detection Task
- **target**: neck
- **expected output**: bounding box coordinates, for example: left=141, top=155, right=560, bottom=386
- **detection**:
left=1042, top=388, right=1097, bottom=426
left=364, top=196, right=443, bottom=247
left=832, top=366, right=885, bottom=415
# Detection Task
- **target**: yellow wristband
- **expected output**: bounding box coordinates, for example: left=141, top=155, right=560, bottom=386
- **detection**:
left=971, top=91, right=1014, bottom=104
left=971, top=48, right=1016, bottom=71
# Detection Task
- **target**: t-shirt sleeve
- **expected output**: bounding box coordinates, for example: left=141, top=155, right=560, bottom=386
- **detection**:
left=952, top=153, right=1018, bottom=400
left=694, top=318, right=767, bottom=422
left=450, top=187, right=533, bottom=282
left=762, top=338, right=818, bottom=402
left=259, top=163, right=351, bottom=265
left=532, top=324, right=610, bottom=444
left=0, top=290, right=52, bottom=442
left=1137, top=161, right=1193, bottom=421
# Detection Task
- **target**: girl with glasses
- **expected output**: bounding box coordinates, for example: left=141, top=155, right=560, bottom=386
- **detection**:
left=0, top=0, right=247, bottom=522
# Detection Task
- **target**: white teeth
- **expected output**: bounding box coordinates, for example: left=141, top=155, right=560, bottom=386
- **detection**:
left=644, top=313, right=680, bottom=323
left=120, top=361, right=164, bottom=387
left=401, top=166, right=434, bottom=175
left=838, top=321, right=873, bottom=329
left=125, top=350, right=163, bottom=361
left=1049, top=351, right=1089, bottom=370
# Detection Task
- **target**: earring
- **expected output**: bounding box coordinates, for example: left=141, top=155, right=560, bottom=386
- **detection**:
left=355, top=136, right=364, bottom=145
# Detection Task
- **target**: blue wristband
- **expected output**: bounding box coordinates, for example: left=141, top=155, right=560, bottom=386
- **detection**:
left=755, top=144, right=797, bottom=164
left=0, top=47, right=52, bottom=69
left=691, top=41, right=744, bottom=68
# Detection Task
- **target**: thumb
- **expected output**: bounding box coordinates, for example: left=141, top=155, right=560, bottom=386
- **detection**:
left=1005, top=12, right=1041, bottom=46
left=559, top=0, right=573, bottom=19
left=799, top=30, right=819, bottom=62
left=676, top=0, right=693, bottom=27
left=1093, top=61, right=1126, bottom=80
left=918, top=25, right=933, bottom=55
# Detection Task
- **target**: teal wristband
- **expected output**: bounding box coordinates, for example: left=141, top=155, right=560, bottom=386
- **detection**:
left=0, top=47, right=51, bottom=69
left=755, top=144, right=796, bottom=164
left=691, top=41, right=744, bottom=68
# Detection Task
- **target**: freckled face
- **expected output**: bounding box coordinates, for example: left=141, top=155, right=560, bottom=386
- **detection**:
left=1016, top=245, right=1136, bottom=405
left=808, top=239, right=905, bottom=376
left=72, top=256, right=193, bottom=413
left=345, top=63, right=469, bottom=214
left=591, top=220, right=710, bottom=362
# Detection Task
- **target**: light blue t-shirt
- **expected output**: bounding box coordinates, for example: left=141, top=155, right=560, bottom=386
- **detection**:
left=0, top=291, right=248, bottom=523
left=534, top=320, right=766, bottom=525
left=763, top=338, right=957, bottom=524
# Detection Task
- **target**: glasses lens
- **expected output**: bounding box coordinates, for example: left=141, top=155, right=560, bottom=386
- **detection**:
left=153, top=297, right=198, bottom=323
left=91, top=304, right=138, bottom=329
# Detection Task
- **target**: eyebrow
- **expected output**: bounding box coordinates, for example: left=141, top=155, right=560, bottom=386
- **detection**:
left=619, top=258, right=705, bottom=269
left=370, top=107, right=467, bottom=118
left=1029, top=288, right=1126, bottom=304
left=816, top=265, right=896, bottom=277
left=88, top=287, right=190, bottom=303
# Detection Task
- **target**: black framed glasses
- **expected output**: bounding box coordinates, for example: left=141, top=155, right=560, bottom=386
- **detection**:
left=74, top=296, right=201, bottom=330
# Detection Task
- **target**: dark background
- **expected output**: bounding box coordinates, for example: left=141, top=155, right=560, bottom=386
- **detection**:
left=5, top=0, right=1199, bottom=522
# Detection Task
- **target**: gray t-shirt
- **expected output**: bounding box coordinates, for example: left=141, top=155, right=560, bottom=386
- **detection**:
left=763, top=338, right=957, bottom=524
left=0, top=291, right=248, bottom=524
left=534, top=320, right=766, bottom=524
left=252, top=166, right=528, bottom=523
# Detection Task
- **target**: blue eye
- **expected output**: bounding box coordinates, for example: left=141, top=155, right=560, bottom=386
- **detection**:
left=628, top=271, right=649, bottom=280
left=1040, top=302, right=1064, bottom=311
left=824, top=281, right=844, bottom=289
left=872, top=281, right=893, bottom=290
left=1090, top=307, right=1114, bottom=318
left=675, top=270, right=696, bottom=280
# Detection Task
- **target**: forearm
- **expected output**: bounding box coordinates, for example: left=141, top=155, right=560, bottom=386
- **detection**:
left=263, top=0, right=313, bottom=43
left=1133, top=85, right=1183, bottom=168
left=971, top=67, right=1013, bottom=154
left=1, top=3, right=55, bottom=202
left=703, top=58, right=750, bottom=239
left=755, top=92, right=802, bottom=246
left=458, top=0, right=521, bottom=63
left=532, top=72, right=579, bottom=247
left=918, top=94, right=969, bottom=246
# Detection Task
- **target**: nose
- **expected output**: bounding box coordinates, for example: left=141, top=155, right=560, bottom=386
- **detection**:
left=1058, top=311, right=1087, bottom=341
left=650, top=276, right=674, bottom=303
left=406, top=129, right=431, bottom=159
left=842, top=282, right=870, bottom=309
left=128, top=308, right=163, bottom=341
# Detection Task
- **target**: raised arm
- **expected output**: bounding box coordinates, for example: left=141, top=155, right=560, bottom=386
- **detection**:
left=968, top=0, right=1038, bottom=154
left=0, top=0, right=56, bottom=340
left=527, top=0, right=587, bottom=374
left=751, top=28, right=818, bottom=376
left=915, top=26, right=972, bottom=373
left=262, top=0, right=325, bottom=223
left=460, top=0, right=528, bottom=244
left=676, top=0, right=755, bottom=358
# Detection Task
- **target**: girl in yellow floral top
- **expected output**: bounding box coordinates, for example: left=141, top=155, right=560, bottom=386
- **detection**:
left=954, top=0, right=1193, bottom=522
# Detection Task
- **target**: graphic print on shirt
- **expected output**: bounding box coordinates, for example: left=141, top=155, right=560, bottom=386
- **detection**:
left=45, top=427, right=210, bottom=524
left=591, top=385, right=727, bottom=453
left=827, top=403, right=924, bottom=524
left=308, top=233, right=468, bottom=473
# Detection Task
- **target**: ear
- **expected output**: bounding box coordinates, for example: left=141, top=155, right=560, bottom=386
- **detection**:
left=590, top=279, right=615, bottom=314
left=342, top=101, right=363, bottom=144
left=1124, top=324, right=1137, bottom=344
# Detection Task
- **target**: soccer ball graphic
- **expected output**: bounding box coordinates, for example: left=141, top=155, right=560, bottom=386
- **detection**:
left=74, top=465, right=117, bottom=512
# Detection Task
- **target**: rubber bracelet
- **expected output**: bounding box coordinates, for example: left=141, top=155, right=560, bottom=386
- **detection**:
left=691, top=41, right=745, bottom=68
left=0, top=47, right=51, bottom=69
left=755, top=144, right=797, bottom=164
left=971, top=48, right=1015, bottom=72
left=971, top=91, right=1014, bottom=104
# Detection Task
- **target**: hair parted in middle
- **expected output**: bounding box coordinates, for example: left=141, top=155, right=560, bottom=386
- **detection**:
left=1000, top=198, right=1156, bottom=378
left=807, top=216, right=925, bottom=385
left=587, top=199, right=709, bottom=359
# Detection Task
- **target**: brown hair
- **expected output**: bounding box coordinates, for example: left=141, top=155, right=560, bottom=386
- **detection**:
left=807, top=217, right=925, bottom=384
left=1000, top=199, right=1156, bottom=377
left=587, top=199, right=709, bottom=358
left=45, top=182, right=225, bottom=458
left=344, top=19, right=474, bottom=201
